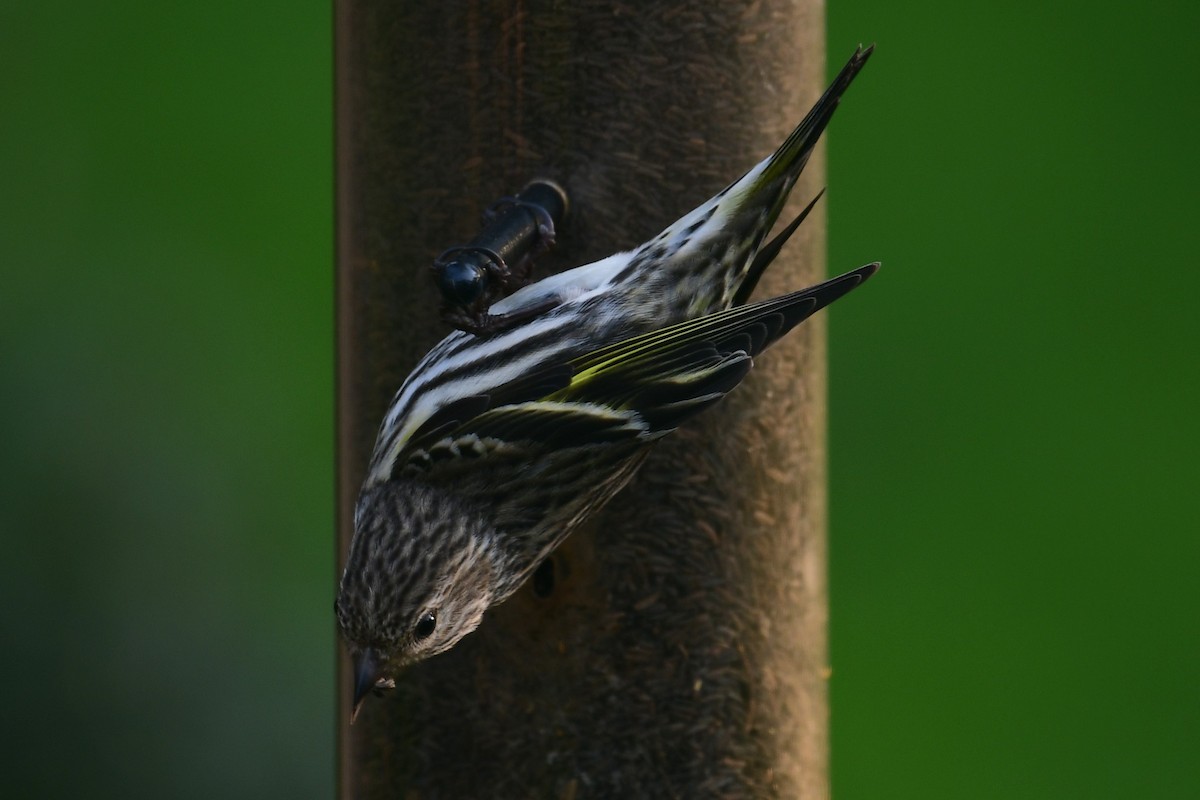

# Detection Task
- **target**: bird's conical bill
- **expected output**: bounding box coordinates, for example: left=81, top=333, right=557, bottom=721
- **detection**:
left=351, top=648, right=381, bottom=723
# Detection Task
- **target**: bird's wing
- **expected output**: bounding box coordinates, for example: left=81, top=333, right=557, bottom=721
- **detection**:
left=385, top=360, right=576, bottom=474
left=551, top=262, right=879, bottom=433
left=391, top=263, right=878, bottom=479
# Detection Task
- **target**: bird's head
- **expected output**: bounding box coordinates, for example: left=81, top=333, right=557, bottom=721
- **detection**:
left=335, top=480, right=499, bottom=719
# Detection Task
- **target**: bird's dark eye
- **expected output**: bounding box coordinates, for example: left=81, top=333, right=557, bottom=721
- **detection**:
left=435, top=260, right=486, bottom=305
left=414, top=611, right=437, bottom=640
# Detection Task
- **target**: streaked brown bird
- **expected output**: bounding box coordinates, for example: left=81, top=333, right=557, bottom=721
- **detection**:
left=337, top=45, right=877, bottom=720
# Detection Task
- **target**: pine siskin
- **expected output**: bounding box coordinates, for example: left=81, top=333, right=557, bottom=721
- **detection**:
left=337, top=46, right=877, bottom=717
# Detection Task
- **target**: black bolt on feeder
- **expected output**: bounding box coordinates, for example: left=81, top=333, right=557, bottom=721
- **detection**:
left=432, top=180, right=569, bottom=336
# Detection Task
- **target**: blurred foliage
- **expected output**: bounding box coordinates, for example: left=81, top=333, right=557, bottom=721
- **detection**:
left=828, top=3, right=1200, bottom=798
left=1, top=2, right=1196, bottom=798
left=1, top=3, right=333, bottom=798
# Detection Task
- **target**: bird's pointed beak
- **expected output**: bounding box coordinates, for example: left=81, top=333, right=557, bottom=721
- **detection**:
left=350, top=648, right=382, bottom=724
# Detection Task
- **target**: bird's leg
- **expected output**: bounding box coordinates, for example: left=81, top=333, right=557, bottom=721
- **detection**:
left=442, top=296, right=562, bottom=337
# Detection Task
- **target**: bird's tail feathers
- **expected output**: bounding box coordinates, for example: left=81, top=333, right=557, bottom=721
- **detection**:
left=717, top=45, right=872, bottom=306
left=732, top=189, right=825, bottom=306
left=753, top=44, right=874, bottom=195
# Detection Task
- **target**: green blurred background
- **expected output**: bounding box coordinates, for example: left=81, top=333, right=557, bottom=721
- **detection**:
left=2, top=2, right=1196, bottom=797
